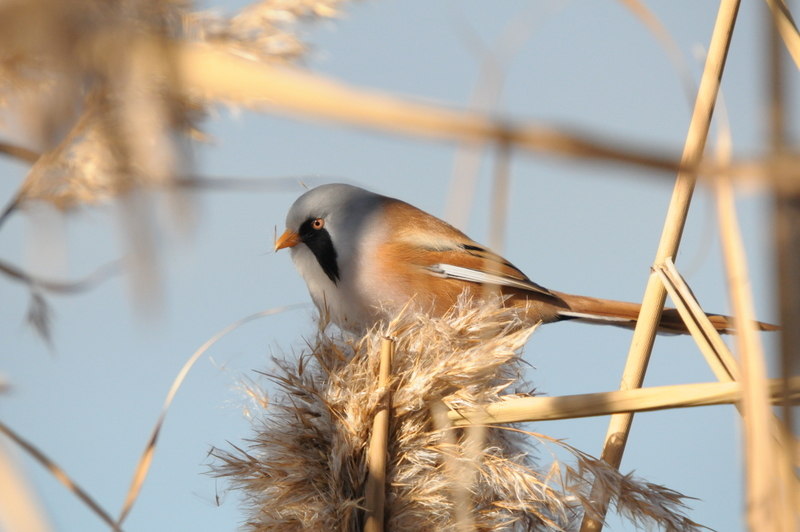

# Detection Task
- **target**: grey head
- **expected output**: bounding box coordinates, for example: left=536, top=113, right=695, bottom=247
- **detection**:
left=283, top=183, right=385, bottom=284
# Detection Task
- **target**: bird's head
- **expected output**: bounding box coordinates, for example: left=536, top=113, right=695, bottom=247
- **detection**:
left=275, top=183, right=385, bottom=285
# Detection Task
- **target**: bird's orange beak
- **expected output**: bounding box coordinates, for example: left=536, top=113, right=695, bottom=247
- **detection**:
left=275, top=229, right=301, bottom=251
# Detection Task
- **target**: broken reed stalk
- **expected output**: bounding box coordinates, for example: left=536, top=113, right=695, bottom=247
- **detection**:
left=364, top=337, right=395, bottom=532
left=764, top=0, right=800, bottom=70
left=663, top=256, right=800, bottom=479
left=664, top=250, right=800, bottom=484
left=579, top=1, right=741, bottom=531
left=653, top=267, right=734, bottom=381
left=655, top=259, right=739, bottom=381
left=446, top=376, right=800, bottom=426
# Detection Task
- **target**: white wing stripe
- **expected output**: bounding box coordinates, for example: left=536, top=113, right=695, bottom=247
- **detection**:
left=426, top=263, right=551, bottom=295
left=558, top=311, right=632, bottom=323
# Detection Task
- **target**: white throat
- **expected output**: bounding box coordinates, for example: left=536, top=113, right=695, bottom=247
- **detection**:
left=290, top=244, right=375, bottom=331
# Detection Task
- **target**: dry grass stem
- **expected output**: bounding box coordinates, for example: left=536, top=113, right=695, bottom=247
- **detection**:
left=213, top=301, right=708, bottom=531
left=118, top=305, right=305, bottom=526
left=581, top=2, right=741, bottom=530
left=0, top=257, right=120, bottom=295
left=0, top=421, right=120, bottom=531
left=714, top=129, right=798, bottom=530
left=447, top=377, right=800, bottom=426
left=488, top=142, right=512, bottom=253
left=0, top=142, right=39, bottom=164
left=700, top=155, right=800, bottom=193
left=767, top=0, right=800, bottom=523
left=363, top=337, right=395, bottom=532
left=5, top=141, right=800, bottom=195
left=176, top=41, right=684, bottom=173
left=0, top=257, right=120, bottom=341
left=618, top=0, right=697, bottom=105
left=764, top=0, right=800, bottom=69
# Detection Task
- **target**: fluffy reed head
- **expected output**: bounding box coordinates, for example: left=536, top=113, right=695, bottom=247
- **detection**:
left=213, top=298, right=706, bottom=531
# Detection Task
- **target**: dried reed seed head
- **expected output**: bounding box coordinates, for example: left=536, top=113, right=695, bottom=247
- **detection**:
left=0, top=0, right=352, bottom=326
left=214, top=298, right=706, bottom=532
left=1, top=0, right=189, bottom=210
left=1, top=0, right=346, bottom=214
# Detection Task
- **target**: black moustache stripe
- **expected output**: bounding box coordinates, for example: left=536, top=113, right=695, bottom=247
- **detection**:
left=299, top=220, right=340, bottom=284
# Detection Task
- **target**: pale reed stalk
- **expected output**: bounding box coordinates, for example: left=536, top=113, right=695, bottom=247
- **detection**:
left=364, top=337, right=395, bottom=532
left=715, top=128, right=797, bottom=531
left=580, top=1, right=741, bottom=530
left=447, top=377, right=800, bottom=426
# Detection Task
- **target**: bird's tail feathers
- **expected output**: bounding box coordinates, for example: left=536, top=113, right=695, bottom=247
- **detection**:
left=552, top=292, right=777, bottom=334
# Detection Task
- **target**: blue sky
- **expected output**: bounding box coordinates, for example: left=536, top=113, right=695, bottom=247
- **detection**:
left=1, top=1, right=795, bottom=531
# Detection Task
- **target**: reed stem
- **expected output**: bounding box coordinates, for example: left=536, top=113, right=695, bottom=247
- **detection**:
left=364, top=337, right=395, bottom=532
left=580, top=1, right=741, bottom=529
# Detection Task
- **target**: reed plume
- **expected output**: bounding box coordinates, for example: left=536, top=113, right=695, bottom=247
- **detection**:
left=213, top=298, right=706, bottom=531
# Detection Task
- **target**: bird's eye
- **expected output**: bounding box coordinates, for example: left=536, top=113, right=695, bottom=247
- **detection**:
left=311, top=218, right=324, bottom=230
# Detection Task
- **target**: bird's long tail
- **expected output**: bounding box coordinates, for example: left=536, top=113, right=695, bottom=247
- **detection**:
left=552, top=291, right=778, bottom=334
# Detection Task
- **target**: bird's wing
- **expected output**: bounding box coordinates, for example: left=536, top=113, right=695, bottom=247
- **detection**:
left=426, top=263, right=553, bottom=296
left=381, top=198, right=555, bottom=298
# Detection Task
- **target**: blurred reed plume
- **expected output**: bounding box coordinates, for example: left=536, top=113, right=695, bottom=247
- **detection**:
left=0, top=0, right=346, bottom=328
left=212, top=298, right=705, bottom=532
left=0, top=0, right=344, bottom=213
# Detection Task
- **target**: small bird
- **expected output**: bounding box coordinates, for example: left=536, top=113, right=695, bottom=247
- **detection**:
left=276, top=183, right=775, bottom=334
